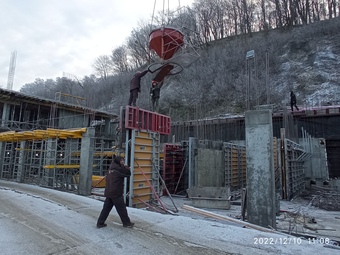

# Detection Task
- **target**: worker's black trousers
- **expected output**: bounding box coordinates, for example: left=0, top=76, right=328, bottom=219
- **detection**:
left=97, top=196, right=131, bottom=226
left=128, top=89, right=139, bottom=106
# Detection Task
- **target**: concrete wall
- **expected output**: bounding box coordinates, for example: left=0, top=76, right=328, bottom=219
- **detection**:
left=58, top=109, right=89, bottom=129
left=300, top=138, right=328, bottom=180
left=196, top=148, right=224, bottom=187
left=188, top=138, right=225, bottom=188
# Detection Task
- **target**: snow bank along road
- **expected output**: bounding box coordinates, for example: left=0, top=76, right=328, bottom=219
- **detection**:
left=0, top=180, right=335, bottom=255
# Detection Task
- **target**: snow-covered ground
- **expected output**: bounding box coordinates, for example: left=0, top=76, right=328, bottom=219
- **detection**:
left=0, top=180, right=338, bottom=255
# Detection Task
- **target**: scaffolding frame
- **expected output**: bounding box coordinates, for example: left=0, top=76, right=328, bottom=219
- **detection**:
left=281, top=138, right=307, bottom=200
left=92, top=139, right=113, bottom=176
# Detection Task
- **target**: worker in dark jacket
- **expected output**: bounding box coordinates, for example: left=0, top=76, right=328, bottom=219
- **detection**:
left=97, top=156, right=134, bottom=228
left=290, top=91, right=299, bottom=111
left=128, top=70, right=148, bottom=106
left=150, top=80, right=163, bottom=112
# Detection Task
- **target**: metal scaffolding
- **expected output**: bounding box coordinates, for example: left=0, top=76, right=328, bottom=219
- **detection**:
left=0, top=127, right=119, bottom=193
left=281, top=138, right=307, bottom=200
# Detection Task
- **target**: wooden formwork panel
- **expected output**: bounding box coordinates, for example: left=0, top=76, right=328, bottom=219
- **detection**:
left=241, top=150, right=246, bottom=183
left=224, top=143, right=246, bottom=190
left=225, top=139, right=283, bottom=190
left=129, top=131, right=160, bottom=208
left=273, top=138, right=278, bottom=170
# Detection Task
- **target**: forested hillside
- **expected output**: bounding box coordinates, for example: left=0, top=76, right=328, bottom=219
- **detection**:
left=20, top=1, right=340, bottom=121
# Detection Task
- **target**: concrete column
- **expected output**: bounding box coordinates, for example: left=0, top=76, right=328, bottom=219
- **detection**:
left=188, top=137, right=198, bottom=188
left=78, top=128, right=95, bottom=196
left=0, top=142, right=4, bottom=177
left=16, top=141, right=26, bottom=183
left=104, top=118, right=110, bottom=138
left=245, top=110, right=276, bottom=228
left=44, top=138, right=57, bottom=187
left=1, top=103, right=10, bottom=127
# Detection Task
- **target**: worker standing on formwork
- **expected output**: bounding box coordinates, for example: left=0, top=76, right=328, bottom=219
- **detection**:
left=128, top=70, right=149, bottom=107
left=150, top=79, right=164, bottom=112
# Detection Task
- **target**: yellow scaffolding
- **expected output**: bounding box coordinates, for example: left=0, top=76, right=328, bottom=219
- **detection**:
left=0, top=128, right=86, bottom=142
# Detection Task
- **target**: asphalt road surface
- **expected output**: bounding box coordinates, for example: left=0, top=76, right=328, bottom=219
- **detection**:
left=0, top=180, right=233, bottom=255
left=0, top=180, right=332, bottom=255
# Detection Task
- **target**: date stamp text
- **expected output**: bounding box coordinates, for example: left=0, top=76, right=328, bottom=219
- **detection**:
left=253, top=237, right=302, bottom=245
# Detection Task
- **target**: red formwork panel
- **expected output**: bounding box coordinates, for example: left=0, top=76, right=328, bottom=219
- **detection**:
left=162, top=143, right=185, bottom=195
left=124, top=106, right=171, bottom=135
left=155, top=113, right=171, bottom=134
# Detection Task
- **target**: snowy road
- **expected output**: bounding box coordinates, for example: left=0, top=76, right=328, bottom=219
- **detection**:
left=0, top=180, right=336, bottom=255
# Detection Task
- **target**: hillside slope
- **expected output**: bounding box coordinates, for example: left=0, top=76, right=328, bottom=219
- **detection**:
left=158, top=17, right=340, bottom=120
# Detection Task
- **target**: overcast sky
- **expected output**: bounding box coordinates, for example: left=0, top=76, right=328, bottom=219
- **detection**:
left=0, top=0, right=194, bottom=91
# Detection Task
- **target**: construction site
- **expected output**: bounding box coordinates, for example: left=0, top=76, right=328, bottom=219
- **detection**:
left=0, top=86, right=340, bottom=248
left=1, top=2, right=340, bottom=247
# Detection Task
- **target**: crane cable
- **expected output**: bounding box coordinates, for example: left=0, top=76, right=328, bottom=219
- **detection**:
left=152, top=0, right=178, bottom=28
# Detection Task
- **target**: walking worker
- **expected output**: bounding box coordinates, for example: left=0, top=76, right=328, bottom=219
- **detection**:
left=150, top=80, right=163, bottom=112
left=97, top=155, right=135, bottom=228
left=128, top=69, right=148, bottom=106
left=290, top=91, right=299, bottom=111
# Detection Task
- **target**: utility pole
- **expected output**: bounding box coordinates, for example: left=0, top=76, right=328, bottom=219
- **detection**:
left=7, top=51, right=17, bottom=90
left=266, top=49, right=270, bottom=104
left=246, top=50, right=255, bottom=110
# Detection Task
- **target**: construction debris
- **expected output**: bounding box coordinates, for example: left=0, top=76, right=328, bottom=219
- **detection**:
left=301, top=185, right=340, bottom=211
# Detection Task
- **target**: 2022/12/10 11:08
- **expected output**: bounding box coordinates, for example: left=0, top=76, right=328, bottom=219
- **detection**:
left=308, top=238, right=330, bottom=245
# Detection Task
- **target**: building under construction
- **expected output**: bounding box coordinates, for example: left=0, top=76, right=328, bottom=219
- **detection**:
left=0, top=88, right=339, bottom=227
left=0, top=88, right=117, bottom=195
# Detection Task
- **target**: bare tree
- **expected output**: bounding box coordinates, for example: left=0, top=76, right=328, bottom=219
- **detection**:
left=295, top=0, right=310, bottom=24
left=126, top=22, right=150, bottom=68
left=272, top=0, right=284, bottom=28
left=92, top=55, right=113, bottom=80
left=168, top=7, right=204, bottom=46
left=194, top=0, right=214, bottom=43
left=20, top=78, right=56, bottom=99
left=311, top=0, right=320, bottom=21
left=229, top=0, right=241, bottom=35
left=241, top=0, right=253, bottom=34
left=111, top=46, right=130, bottom=74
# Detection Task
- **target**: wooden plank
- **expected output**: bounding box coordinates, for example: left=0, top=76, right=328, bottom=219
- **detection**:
left=182, top=205, right=280, bottom=233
